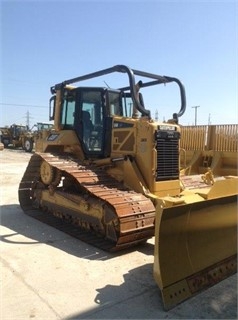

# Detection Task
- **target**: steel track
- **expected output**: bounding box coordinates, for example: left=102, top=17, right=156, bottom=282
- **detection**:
left=18, top=152, right=155, bottom=251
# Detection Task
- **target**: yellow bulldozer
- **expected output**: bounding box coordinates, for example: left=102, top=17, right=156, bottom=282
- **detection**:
left=18, top=65, right=237, bottom=310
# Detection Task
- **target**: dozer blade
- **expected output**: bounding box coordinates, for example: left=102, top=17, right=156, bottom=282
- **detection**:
left=154, top=194, right=237, bottom=310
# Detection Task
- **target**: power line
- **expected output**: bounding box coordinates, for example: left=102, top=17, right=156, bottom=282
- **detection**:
left=0, top=103, right=48, bottom=108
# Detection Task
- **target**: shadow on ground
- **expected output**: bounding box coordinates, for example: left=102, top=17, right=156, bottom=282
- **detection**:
left=65, top=266, right=237, bottom=320
left=0, top=204, right=154, bottom=261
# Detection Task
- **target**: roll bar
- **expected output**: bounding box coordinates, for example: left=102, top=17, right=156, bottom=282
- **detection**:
left=51, top=64, right=186, bottom=122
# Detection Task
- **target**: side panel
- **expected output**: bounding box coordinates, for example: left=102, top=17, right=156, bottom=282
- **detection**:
left=34, top=130, right=85, bottom=160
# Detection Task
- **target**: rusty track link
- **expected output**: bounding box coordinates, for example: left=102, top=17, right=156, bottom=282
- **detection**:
left=18, top=152, right=155, bottom=251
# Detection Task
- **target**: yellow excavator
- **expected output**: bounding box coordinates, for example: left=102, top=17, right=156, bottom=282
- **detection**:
left=18, top=65, right=237, bottom=309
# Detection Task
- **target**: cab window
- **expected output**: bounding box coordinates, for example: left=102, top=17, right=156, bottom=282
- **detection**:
left=80, top=90, right=104, bottom=152
left=61, top=90, right=76, bottom=128
left=108, top=91, right=123, bottom=116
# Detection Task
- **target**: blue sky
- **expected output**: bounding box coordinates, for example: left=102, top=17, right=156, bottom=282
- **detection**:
left=1, top=0, right=237, bottom=127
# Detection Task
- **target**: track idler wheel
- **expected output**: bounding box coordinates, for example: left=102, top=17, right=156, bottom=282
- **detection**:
left=40, top=160, right=61, bottom=186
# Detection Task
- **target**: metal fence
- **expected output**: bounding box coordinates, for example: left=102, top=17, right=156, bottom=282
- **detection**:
left=180, top=124, right=238, bottom=152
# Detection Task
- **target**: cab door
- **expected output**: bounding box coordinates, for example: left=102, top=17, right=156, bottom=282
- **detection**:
left=76, top=88, right=107, bottom=157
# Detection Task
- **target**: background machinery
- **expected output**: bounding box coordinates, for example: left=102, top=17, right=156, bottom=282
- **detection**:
left=0, top=124, right=34, bottom=152
left=0, top=122, right=54, bottom=153
left=18, top=65, right=237, bottom=309
left=31, top=122, right=54, bottom=133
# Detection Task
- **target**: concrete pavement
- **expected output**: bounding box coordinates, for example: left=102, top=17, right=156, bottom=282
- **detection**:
left=0, top=149, right=237, bottom=319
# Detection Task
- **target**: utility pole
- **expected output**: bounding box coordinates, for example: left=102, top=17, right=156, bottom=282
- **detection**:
left=26, top=110, right=30, bottom=128
left=25, top=110, right=33, bottom=129
left=208, top=113, right=211, bottom=125
left=155, top=109, right=158, bottom=121
left=191, top=106, right=200, bottom=126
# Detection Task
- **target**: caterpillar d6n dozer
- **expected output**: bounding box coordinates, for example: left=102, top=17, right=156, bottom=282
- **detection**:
left=18, top=65, right=237, bottom=309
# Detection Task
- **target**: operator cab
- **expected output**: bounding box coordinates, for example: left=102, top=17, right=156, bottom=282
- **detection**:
left=53, top=87, right=144, bottom=157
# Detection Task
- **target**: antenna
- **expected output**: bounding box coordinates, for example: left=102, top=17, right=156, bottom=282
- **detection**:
left=103, top=81, right=110, bottom=88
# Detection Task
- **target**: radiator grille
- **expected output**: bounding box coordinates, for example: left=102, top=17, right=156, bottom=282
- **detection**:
left=155, top=131, right=179, bottom=181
